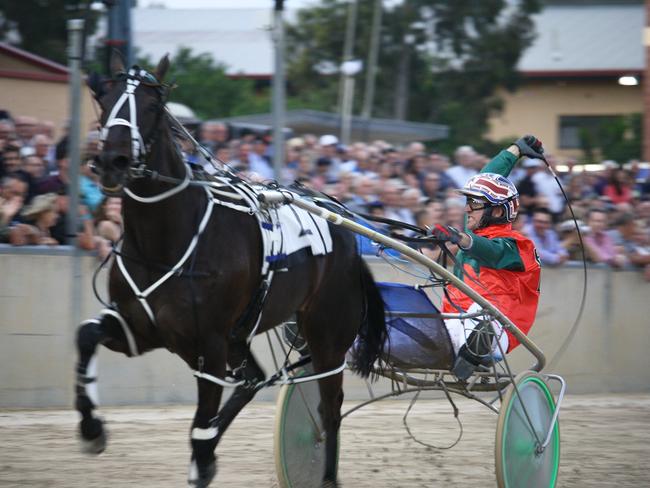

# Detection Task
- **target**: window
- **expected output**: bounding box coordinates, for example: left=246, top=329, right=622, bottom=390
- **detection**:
left=559, top=115, right=619, bottom=149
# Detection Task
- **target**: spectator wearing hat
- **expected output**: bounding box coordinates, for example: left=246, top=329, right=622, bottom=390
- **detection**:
left=9, top=192, right=59, bottom=246
left=317, top=134, right=342, bottom=182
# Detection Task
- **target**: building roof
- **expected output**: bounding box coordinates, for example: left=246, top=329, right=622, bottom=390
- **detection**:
left=134, top=2, right=644, bottom=80
left=518, top=1, right=644, bottom=76
left=0, top=42, right=69, bottom=82
left=221, top=109, right=448, bottom=144
left=133, top=8, right=275, bottom=78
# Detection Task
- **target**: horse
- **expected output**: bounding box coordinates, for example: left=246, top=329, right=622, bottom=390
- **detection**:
left=74, top=52, right=388, bottom=488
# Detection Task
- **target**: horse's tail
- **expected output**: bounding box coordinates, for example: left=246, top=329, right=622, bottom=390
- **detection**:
left=351, top=259, right=388, bottom=379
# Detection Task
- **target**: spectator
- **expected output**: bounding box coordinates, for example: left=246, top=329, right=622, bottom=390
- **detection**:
left=603, top=167, right=634, bottom=205
left=9, top=192, right=59, bottom=246
left=346, top=175, right=378, bottom=214
left=94, top=196, right=123, bottom=260
left=1, top=144, right=22, bottom=176
left=445, top=145, right=477, bottom=188
left=517, top=158, right=541, bottom=216
left=583, top=207, right=625, bottom=267
left=0, top=174, right=28, bottom=243
left=13, top=115, right=38, bottom=147
left=531, top=155, right=565, bottom=221
left=199, top=121, right=229, bottom=152
left=32, top=134, right=55, bottom=173
left=316, top=134, right=342, bottom=183
left=421, top=171, right=444, bottom=201
left=249, top=137, right=274, bottom=180
left=610, top=212, right=650, bottom=272
left=524, top=208, right=568, bottom=265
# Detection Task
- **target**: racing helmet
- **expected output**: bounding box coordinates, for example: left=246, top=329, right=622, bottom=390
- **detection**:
left=457, top=173, right=519, bottom=226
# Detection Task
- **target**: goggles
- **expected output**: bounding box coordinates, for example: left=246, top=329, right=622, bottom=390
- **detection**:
left=465, top=197, right=490, bottom=211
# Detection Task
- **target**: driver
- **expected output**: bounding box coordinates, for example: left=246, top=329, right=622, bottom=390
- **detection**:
left=430, top=136, right=545, bottom=379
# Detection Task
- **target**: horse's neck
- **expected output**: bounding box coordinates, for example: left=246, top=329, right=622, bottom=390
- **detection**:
left=122, top=126, right=202, bottom=261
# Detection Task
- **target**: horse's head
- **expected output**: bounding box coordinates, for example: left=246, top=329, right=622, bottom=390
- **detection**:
left=91, top=52, right=170, bottom=195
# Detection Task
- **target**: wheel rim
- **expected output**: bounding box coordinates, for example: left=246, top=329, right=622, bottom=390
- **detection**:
left=275, top=369, right=337, bottom=488
left=497, top=374, right=560, bottom=488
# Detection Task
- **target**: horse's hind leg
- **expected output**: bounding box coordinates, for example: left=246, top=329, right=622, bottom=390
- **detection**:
left=75, top=313, right=135, bottom=454
left=315, top=369, right=345, bottom=487
left=188, top=341, right=264, bottom=487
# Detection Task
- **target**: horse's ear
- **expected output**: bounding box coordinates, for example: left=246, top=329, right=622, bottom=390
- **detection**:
left=110, top=49, right=126, bottom=77
left=154, top=54, right=170, bottom=82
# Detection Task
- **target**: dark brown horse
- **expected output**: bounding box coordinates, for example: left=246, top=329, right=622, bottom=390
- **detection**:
left=74, top=53, right=387, bottom=487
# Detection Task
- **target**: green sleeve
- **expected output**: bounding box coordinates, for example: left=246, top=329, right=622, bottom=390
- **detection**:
left=464, top=233, right=524, bottom=271
left=480, top=149, right=518, bottom=178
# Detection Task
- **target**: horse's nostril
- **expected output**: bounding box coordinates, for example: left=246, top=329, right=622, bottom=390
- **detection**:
left=112, top=155, right=130, bottom=171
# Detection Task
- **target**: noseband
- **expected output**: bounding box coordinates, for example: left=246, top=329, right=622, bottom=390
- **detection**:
left=99, top=68, right=192, bottom=203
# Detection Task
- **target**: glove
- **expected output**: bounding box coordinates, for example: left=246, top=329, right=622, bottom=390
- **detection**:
left=514, top=135, right=545, bottom=160
left=430, top=224, right=464, bottom=245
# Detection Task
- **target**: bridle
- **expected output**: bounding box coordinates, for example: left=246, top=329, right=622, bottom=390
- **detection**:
left=98, top=67, right=191, bottom=203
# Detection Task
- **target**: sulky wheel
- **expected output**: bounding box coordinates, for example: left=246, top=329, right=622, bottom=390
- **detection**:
left=274, top=366, right=339, bottom=488
left=495, top=371, right=560, bottom=488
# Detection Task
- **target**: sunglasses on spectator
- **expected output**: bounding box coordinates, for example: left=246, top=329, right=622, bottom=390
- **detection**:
left=465, top=197, right=490, bottom=211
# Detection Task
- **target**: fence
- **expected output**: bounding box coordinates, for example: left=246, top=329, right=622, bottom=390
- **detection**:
left=1, top=246, right=649, bottom=408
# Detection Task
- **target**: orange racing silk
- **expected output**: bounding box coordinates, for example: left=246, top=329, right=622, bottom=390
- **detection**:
left=442, top=224, right=541, bottom=351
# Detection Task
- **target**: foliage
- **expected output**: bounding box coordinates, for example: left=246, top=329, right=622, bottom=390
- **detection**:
left=579, top=114, right=642, bottom=164
left=0, top=0, right=100, bottom=65
left=139, top=48, right=270, bottom=120
left=285, top=0, right=542, bottom=152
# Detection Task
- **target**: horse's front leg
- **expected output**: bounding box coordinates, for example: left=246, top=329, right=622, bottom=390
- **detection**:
left=188, top=338, right=227, bottom=488
left=75, top=313, right=136, bottom=454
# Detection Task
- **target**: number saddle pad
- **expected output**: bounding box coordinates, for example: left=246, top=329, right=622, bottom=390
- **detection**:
left=378, top=282, right=454, bottom=370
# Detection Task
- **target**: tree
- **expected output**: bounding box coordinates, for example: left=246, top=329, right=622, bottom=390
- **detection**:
left=0, top=0, right=100, bottom=65
left=140, top=47, right=270, bottom=120
left=285, top=0, right=541, bottom=151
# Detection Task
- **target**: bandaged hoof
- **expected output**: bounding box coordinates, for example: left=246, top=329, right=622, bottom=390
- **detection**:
left=187, top=457, right=217, bottom=488
left=79, top=417, right=107, bottom=455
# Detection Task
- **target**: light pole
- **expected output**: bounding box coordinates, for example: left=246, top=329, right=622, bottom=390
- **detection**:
left=272, top=0, right=286, bottom=180
left=340, top=59, right=362, bottom=145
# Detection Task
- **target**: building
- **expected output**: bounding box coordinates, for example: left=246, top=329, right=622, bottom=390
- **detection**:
left=0, top=42, right=96, bottom=140
left=133, top=7, right=276, bottom=79
left=132, top=2, right=643, bottom=155
left=487, top=0, right=643, bottom=158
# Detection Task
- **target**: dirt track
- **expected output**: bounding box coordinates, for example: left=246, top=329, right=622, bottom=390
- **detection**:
left=0, top=394, right=648, bottom=487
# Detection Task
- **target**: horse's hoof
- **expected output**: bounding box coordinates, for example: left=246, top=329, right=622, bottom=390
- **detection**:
left=187, top=458, right=217, bottom=488
left=79, top=417, right=107, bottom=455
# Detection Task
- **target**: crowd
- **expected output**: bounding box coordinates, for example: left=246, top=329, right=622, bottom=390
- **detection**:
left=2, top=112, right=650, bottom=280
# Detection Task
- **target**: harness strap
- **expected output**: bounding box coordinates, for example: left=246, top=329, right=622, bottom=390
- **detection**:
left=99, top=308, right=139, bottom=357
left=115, top=187, right=215, bottom=326
left=193, top=370, right=246, bottom=388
